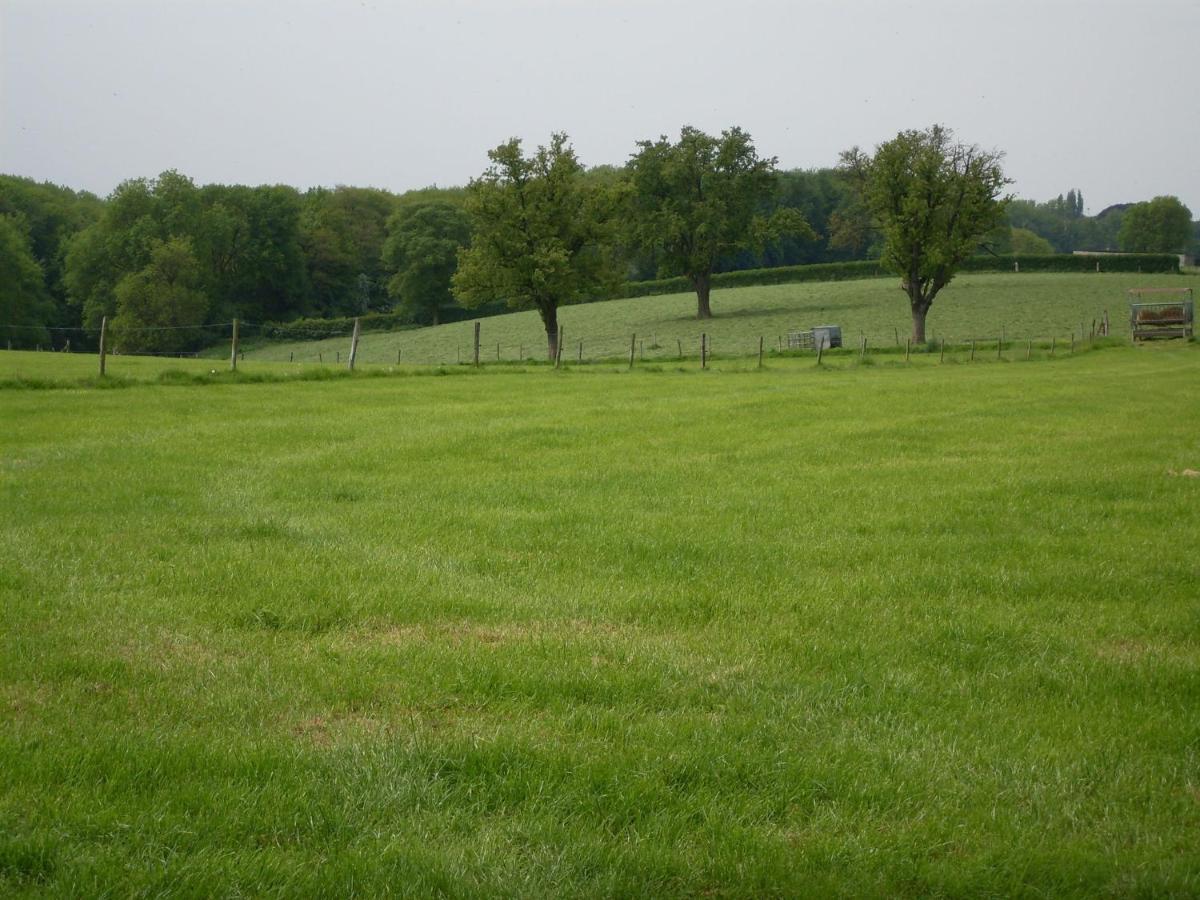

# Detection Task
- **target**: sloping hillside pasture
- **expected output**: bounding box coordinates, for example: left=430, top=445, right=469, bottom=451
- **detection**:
left=3, top=273, right=1191, bottom=384
left=240, top=272, right=1191, bottom=365
left=0, top=336, right=1135, bottom=390
left=2, top=342, right=1199, bottom=895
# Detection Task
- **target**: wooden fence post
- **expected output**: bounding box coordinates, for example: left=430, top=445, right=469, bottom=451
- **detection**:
left=397, top=348, right=402, bottom=364
left=1050, top=337, right=1056, bottom=357
left=939, top=338, right=945, bottom=363
left=473, top=321, right=480, bottom=367
left=905, top=337, right=911, bottom=363
left=970, top=339, right=976, bottom=362
left=98, top=316, right=108, bottom=376
left=230, top=318, right=239, bottom=371
left=677, top=338, right=683, bottom=359
left=555, top=326, right=564, bottom=369
left=816, top=339, right=823, bottom=365
left=348, top=317, right=361, bottom=370
left=758, top=335, right=764, bottom=368
left=859, top=335, right=866, bottom=362
left=997, top=336, right=1002, bottom=360
left=629, top=334, right=636, bottom=369
left=1027, top=340, right=1032, bottom=360
left=578, top=340, right=583, bottom=363
left=701, top=333, right=707, bottom=369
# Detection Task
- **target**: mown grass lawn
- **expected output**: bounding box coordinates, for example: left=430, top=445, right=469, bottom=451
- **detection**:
left=2, top=344, right=1199, bottom=896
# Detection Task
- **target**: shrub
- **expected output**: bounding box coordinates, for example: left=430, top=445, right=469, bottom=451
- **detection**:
left=619, top=254, right=1179, bottom=298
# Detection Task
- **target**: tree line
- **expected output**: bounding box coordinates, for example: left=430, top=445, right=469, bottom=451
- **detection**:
left=1, top=125, right=1195, bottom=352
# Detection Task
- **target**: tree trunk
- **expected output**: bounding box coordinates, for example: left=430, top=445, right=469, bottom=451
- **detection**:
left=542, top=305, right=559, bottom=361
left=911, top=302, right=930, bottom=344
left=693, top=273, right=713, bottom=319
left=431, top=306, right=439, bottom=327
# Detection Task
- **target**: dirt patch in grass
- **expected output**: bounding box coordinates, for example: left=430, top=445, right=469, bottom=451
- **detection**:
left=291, top=712, right=391, bottom=746
left=118, top=628, right=219, bottom=671
left=1095, top=639, right=1196, bottom=665
left=335, top=618, right=633, bottom=650
left=3, top=682, right=50, bottom=717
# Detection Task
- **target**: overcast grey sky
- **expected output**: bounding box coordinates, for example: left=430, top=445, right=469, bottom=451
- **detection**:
left=2, top=0, right=1197, bottom=214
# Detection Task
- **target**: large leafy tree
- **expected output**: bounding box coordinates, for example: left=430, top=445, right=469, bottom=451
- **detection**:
left=299, top=186, right=397, bottom=317
left=1118, top=195, right=1193, bottom=253
left=64, top=173, right=310, bottom=332
left=1010, top=227, right=1054, bottom=256
left=625, top=126, right=812, bottom=319
left=841, top=125, right=1009, bottom=342
left=381, top=200, right=471, bottom=325
left=0, top=215, right=54, bottom=348
left=110, top=236, right=210, bottom=354
left=64, top=177, right=162, bottom=329
left=453, top=133, right=616, bottom=359
left=0, top=176, right=102, bottom=330
left=198, top=184, right=309, bottom=322
left=768, top=168, right=853, bottom=266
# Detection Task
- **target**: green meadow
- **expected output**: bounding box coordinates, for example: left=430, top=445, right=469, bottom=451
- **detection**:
left=237, top=271, right=1191, bottom=365
left=3, top=334, right=1199, bottom=895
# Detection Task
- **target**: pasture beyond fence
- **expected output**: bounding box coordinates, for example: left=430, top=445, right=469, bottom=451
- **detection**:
left=3, top=305, right=1162, bottom=382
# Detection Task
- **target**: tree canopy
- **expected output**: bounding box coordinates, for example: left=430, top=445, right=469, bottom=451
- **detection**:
left=840, top=125, right=1010, bottom=342
left=453, top=133, right=617, bottom=359
left=0, top=215, right=54, bottom=348
left=381, top=200, right=471, bottom=325
left=1009, top=227, right=1054, bottom=256
left=1118, top=196, right=1193, bottom=253
left=110, top=236, right=209, bottom=353
left=625, top=126, right=812, bottom=319
left=300, top=186, right=397, bottom=318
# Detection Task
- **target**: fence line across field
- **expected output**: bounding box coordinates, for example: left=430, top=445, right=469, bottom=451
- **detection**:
left=2, top=305, right=1135, bottom=374
left=271, top=317, right=1118, bottom=370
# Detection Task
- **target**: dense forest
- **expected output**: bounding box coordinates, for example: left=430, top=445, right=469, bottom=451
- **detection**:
left=2, top=148, right=1196, bottom=350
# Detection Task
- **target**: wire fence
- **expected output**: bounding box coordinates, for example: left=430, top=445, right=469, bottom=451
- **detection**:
left=0, top=308, right=1148, bottom=376
left=300, top=314, right=1122, bottom=368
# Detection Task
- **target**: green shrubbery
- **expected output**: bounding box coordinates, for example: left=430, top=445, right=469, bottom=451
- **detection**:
left=961, top=253, right=1179, bottom=274
left=255, top=310, right=417, bottom=341
left=619, top=254, right=1179, bottom=299
left=258, top=300, right=512, bottom=339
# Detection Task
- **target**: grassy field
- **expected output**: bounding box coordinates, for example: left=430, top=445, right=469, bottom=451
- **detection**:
left=0, top=333, right=1133, bottom=390
left=3, top=341, right=1199, bottom=895
left=233, top=271, right=1195, bottom=366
